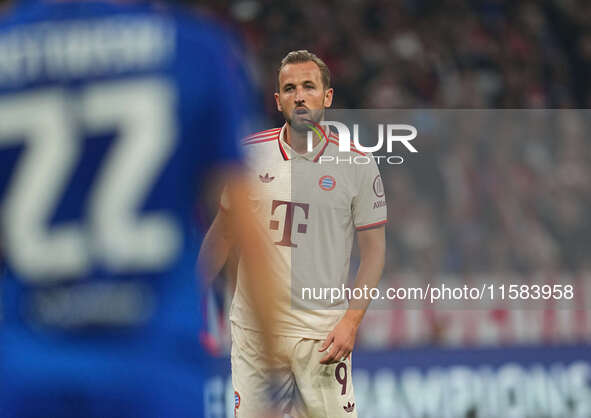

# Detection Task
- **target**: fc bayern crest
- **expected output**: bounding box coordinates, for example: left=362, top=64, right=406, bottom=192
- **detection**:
left=318, top=175, right=336, bottom=191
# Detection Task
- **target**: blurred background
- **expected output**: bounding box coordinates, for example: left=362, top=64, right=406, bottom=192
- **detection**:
left=2, top=0, right=590, bottom=416
left=197, top=0, right=591, bottom=110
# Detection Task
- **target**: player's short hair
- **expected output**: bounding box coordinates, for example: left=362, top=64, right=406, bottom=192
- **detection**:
left=277, top=50, right=331, bottom=90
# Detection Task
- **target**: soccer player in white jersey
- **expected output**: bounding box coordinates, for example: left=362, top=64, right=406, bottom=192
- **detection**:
left=199, top=50, right=386, bottom=418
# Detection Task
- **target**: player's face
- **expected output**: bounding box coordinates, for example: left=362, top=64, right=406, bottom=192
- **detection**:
left=275, top=62, right=333, bottom=132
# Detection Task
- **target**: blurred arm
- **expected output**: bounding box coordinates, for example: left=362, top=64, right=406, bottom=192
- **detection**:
left=197, top=208, right=234, bottom=284
left=225, top=170, right=277, bottom=350
left=199, top=167, right=277, bottom=351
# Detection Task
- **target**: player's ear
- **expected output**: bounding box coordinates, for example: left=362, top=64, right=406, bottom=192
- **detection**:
left=324, top=88, right=334, bottom=108
left=274, top=92, right=282, bottom=112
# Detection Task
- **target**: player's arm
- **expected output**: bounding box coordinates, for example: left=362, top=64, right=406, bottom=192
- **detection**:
left=320, top=154, right=387, bottom=364
left=346, top=225, right=386, bottom=314
left=319, top=225, right=385, bottom=364
left=209, top=169, right=277, bottom=352
left=196, top=28, right=278, bottom=361
left=197, top=205, right=235, bottom=284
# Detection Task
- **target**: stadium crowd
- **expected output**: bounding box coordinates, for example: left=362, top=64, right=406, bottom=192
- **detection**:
left=205, top=0, right=591, bottom=276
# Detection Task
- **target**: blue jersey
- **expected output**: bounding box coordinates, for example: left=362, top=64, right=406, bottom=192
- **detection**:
left=0, top=1, right=251, bottom=416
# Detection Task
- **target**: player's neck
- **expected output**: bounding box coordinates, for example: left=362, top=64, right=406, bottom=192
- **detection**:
left=285, top=125, right=321, bottom=154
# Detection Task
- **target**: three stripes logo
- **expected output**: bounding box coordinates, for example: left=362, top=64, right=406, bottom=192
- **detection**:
left=318, top=175, right=336, bottom=191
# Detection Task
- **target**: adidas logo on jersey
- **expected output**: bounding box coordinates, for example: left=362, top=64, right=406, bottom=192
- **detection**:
left=259, top=173, right=275, bottom=183
left=343, top=401, right=355, bottom=413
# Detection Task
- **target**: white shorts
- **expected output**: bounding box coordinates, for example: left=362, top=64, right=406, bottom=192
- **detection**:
left=230, top=322, right=357, bottom=418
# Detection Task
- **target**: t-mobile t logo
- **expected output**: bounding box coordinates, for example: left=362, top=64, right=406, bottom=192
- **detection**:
left=269, top=200, right=310, bottom=247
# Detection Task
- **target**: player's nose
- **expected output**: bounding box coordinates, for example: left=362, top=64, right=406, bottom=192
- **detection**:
left=294, top=86, right=305, bottom=101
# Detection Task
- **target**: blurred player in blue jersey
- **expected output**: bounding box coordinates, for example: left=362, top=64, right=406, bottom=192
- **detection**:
left=0, top=1, right=277, bottom=417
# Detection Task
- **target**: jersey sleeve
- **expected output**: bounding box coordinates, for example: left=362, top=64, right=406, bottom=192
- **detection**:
left=352, top=154, right=388, bottom=230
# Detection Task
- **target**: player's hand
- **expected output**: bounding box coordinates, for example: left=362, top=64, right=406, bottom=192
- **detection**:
left=318, top=316, right=359, bottom=364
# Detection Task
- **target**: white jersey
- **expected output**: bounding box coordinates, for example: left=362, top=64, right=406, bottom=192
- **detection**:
left=222, top=124, right=387, bottom=339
